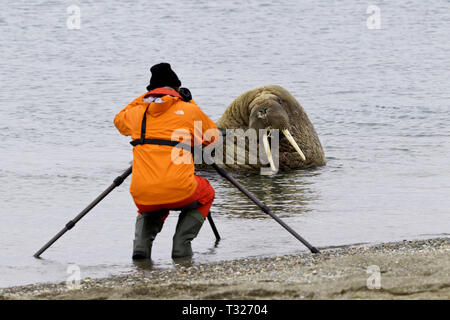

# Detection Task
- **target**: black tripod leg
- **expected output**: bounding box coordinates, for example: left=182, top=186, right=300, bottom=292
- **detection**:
left=207, top=212, right=221, bottom=241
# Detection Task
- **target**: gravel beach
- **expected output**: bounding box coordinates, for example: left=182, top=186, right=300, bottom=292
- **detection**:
left=1, top=238, right=448, bottom=300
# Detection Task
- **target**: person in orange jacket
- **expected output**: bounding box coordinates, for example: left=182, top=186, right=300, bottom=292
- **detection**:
left=114, top=63, right=219, bottom=259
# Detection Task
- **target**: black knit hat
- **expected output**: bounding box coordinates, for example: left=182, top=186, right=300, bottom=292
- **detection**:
left=146, top=63, right=181, bottom=91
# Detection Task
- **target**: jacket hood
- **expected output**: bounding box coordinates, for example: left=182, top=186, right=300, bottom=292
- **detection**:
left=145, top=95, right=179, bottom=117
left=142, top=88, right=182, bottom=117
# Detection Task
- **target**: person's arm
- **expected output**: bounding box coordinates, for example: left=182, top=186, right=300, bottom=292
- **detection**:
left=114, top=95, right=145, bottom=136
left=193, top=106, right=219, bottom=146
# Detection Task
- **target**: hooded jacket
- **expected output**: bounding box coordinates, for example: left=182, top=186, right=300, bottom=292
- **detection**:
left=114, top=88, right=218, bottom=205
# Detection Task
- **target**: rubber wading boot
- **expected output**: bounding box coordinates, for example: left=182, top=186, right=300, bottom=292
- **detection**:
left=132, top=212, right=165, bottom=260
left=172, top=209, right=204, bottom=258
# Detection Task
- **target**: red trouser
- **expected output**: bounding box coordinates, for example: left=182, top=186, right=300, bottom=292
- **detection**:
left=135, top=175, right=215, bottom=221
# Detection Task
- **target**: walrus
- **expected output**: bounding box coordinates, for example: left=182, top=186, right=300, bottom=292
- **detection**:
left=214, top=85, right=326, bottom=172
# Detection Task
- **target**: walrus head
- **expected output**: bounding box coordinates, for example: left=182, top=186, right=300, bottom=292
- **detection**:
left=248, top=93, right=306, bottom=171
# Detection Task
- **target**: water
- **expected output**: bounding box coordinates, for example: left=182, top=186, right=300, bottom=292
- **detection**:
left=0, top=0, right=449, bottom=288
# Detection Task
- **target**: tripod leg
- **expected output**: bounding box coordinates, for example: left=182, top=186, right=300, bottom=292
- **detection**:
left=207, top=212, right=221, bottom=241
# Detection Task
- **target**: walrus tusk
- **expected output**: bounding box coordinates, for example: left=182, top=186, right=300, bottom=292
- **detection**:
left=262, top=131, right=277, bottom=172
left=282, top=129, right=306, bottom=161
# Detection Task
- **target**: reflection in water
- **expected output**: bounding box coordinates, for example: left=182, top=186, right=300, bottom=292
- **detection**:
left=132, top=259, right=154, bottom=271
left=198, top=167, right=322, bottom=219
left=202, top=239, right=221, bottom=255
left=172, top=256, right=194, bottom=269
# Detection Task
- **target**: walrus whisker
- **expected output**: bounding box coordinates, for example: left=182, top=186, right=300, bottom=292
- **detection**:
left=282, top=129, right=306, bottom=161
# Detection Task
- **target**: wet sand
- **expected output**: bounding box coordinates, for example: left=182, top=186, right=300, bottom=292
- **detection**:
left=1, top=238, right=448, bottom=300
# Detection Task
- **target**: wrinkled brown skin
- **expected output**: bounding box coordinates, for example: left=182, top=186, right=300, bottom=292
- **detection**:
left=216, top=85, right=326, bottom=171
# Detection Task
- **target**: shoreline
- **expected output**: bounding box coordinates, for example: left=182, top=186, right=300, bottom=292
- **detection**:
left=1, top=237, right=448, bottom=300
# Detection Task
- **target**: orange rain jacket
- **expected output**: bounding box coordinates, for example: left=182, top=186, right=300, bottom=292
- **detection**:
left=114, top=88, right=219, bottom=205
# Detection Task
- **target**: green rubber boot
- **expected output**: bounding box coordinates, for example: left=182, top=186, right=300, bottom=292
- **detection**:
left=172, top=209, right=205, bottom=258
left=132, top=212, right=165, bottom=260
